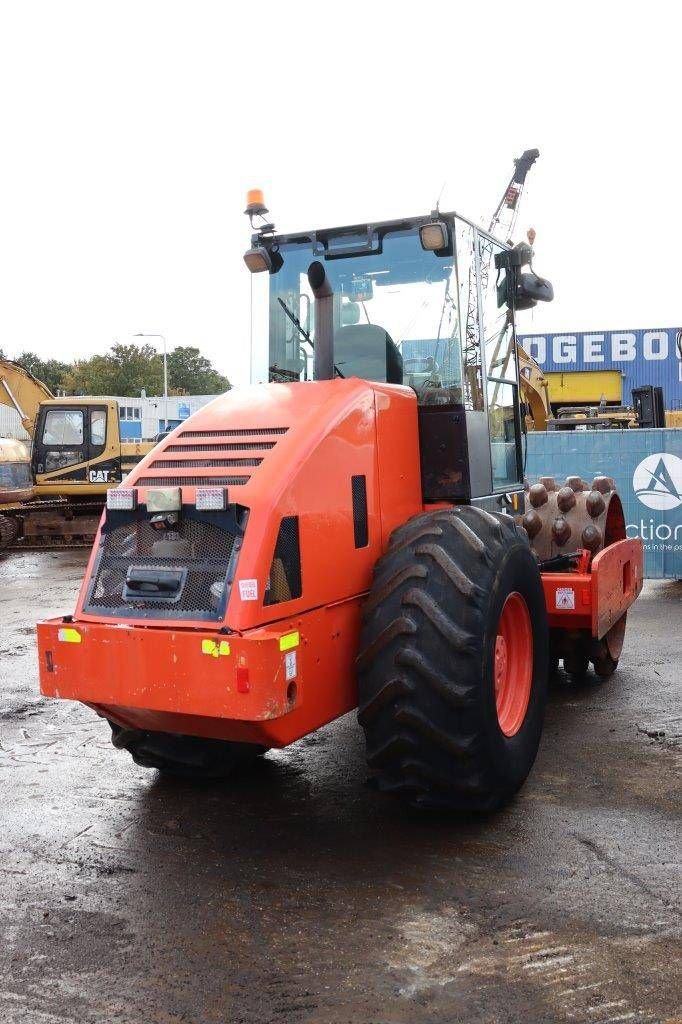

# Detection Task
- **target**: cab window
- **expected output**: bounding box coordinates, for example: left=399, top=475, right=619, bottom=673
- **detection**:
left=91, top=409, right=106, bottom=446
left=42, top=410, right=84, bottom=446
left=45, top=450, right=82, bottom=472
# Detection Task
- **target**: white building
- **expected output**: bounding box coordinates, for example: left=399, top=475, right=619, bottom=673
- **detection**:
left=0, top=393, right=221, bottom=443
left=114, top=394, right=218, bottom=440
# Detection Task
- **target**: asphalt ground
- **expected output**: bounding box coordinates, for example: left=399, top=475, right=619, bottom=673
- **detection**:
left=1, top=550, right=680, bottom=1024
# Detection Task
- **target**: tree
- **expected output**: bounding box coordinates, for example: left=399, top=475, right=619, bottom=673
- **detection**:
left=13, top=351, right=70, bottom=394
left=6, top=342, right=228, bottom=397
left=107, top=343, right=165, bottom=396
left=167, top=346, right=230, bottom=394
left=62, top=344, right=164, bottom=396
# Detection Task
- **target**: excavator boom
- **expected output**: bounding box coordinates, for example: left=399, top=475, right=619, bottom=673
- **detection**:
left=517, top=344, right=552, bottom=429
left=0, top=360, right=54, bottom=434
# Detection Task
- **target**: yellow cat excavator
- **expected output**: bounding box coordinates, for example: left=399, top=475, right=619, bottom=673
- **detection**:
left=0, top=359, right=154, bottom=549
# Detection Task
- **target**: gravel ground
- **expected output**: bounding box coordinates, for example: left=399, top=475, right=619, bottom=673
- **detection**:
left=1, top=550, right=680, bottom=1024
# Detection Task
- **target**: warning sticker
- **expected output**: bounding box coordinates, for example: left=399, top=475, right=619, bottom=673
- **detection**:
left=57, top=627, right=82, bottom=644
left=285, top=651, right=297, bottom=681
left=279, top=631, right=300, bottom=652
left=201, top=639, right=230, bottom=658
left=238, top=579, right=258, bottom=601
left=555, top=587, right=575, bottom=610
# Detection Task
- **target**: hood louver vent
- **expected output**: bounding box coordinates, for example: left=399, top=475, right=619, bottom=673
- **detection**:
left=136, top=475, right=251, bottom=487
left=149, top=458, right=263, bottom=469
left=136, top=426, right=289, bottom=489
left=165, top=442, right=276, bottom=452
left=179, top=427, right=288, bottom=438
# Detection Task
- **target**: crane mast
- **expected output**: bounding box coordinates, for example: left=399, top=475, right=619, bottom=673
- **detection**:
left=463, top=149, right=539, bottom=408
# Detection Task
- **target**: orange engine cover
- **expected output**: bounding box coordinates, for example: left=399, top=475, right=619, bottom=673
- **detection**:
left=38, top=379, right=424, bottom=745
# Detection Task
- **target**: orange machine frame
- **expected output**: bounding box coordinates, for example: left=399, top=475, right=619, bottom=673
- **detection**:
left=36, top=380, right=644, bottom=749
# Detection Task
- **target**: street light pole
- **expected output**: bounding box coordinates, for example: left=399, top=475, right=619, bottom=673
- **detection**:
left=134, top=333, right=168, bottom=430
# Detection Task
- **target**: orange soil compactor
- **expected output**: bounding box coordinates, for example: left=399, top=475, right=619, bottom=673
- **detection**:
left=37, top=201, right=643, bottom=810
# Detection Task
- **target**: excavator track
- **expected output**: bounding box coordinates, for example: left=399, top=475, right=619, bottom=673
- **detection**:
left=0, top=498, right=103, bottom=553
left=9, top=533, right=96, bottom=551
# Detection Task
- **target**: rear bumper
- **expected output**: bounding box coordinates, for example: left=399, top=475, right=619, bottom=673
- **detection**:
left=541, top=538, right=643, bottom=635
left=37, top=599, right=362, bottom=747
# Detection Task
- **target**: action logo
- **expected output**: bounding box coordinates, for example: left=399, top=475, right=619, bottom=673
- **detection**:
left=632, top=453, right=682, bottom=511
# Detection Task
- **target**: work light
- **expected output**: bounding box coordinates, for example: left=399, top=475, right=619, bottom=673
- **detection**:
left=243, top=245, right=272, bottom=273
left=419, top=221, right=449, bottom=252
left=195, top=486, right=227, bottom=511
left=146, top=486, right=182, bottom=512
left=106, top=487, right=137, bottom=511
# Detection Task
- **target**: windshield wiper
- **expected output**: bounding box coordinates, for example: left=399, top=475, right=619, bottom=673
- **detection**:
left=269, top=363, right=301, bottom=383
left=277, top=296, right=345, bottom=378
left=278, top=297, right=313, bottom=349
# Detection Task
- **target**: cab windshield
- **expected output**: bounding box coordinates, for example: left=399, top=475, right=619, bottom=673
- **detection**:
left=266, top=223, right=463, bottom=401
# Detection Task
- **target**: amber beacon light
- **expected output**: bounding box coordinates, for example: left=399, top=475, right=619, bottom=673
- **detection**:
left=244, top=189, right=268, bottom=217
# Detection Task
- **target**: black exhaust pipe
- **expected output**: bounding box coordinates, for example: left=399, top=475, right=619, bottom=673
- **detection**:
left=307, top=261, right=334, bottom=381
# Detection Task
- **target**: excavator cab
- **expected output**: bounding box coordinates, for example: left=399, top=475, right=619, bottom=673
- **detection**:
left=0, top=358, right=159, bottom=550
left=32, top=402, right=111, bottom=484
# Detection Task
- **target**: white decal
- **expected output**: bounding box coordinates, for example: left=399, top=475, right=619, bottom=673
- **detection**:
left=521, top=329, right=678, bottom=366
left=643, top=330, right=668, bottom=361
left=89, top=469, right=110, bottom=483
left=553, top=336, right=577, bottom=364
left=583, top=334, right=604, bottom=362
left=555, top=587, right=575, bottom=610
left=633, top=453, right=682, bottom=511
left=611, top=332, right=636, bottom=361
left=524, top=336, right=547, bottom=363
left=285, top=651, right=297, bottom=681
left=238, top=579, right=258, bottom=601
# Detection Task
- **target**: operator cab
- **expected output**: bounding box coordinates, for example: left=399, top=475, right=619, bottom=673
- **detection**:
left=245, top=206, right=552, bottom=506
left=32, top=402, right=115, bottom=487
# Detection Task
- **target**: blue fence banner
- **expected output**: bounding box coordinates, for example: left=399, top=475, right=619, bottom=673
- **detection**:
left=526, top=428, right=682, bottom=579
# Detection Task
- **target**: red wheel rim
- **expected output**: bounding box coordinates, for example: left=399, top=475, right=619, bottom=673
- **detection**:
left=494, top=592, right=533, bottom=737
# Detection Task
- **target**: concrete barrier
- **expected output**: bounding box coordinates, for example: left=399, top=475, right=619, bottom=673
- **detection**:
left=526, top=428, right=682, bottom=579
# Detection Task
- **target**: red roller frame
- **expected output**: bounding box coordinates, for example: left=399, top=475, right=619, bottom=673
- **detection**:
left=540, top=539, right=643, bottom=639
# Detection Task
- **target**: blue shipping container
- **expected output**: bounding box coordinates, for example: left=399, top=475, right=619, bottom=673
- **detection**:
left=518, top=327, right=682, bottom=411
left=526, top=428, right=682, bottom=579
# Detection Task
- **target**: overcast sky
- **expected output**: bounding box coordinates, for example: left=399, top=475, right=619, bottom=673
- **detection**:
left=0, top=1, right=679, bottom=387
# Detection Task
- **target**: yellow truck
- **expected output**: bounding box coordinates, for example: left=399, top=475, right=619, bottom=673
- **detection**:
left=0, top=360, right=154, bottom=549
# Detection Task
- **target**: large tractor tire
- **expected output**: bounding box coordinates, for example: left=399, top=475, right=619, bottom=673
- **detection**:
left=108, top=723, right=268, bottom=780
left=357, top=506, right=548, bottom=811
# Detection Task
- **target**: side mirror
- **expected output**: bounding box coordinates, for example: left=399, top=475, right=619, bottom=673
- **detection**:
left=515, top=272, right=554, bottom=310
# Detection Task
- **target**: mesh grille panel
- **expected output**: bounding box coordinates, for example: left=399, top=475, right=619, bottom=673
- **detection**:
left=85, top=516, right=236, bottom=619
left=150, top=458, right=262, bottom=469
left=165, top=442, right=276, bottom=452
left=179, top=427, right=288, bottom=438
left=264, top=517, right=302, bottom=605
left=136, top=475, right=250, bottom=486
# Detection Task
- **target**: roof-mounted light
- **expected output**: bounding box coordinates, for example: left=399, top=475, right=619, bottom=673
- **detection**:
left=419, top=220, right=449, bottom=252
left=106, top=487, right=137, bottom=511
left=244, top=187, right=276, bottom=239
left=243, top=245, right=273, bottom=273
left=244, top=188, right=268, bottom=218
